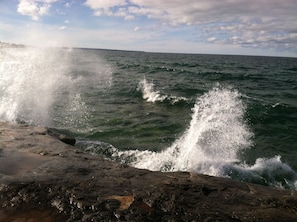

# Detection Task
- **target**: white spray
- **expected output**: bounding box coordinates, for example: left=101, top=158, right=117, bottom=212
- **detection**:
left=0, top=47, right=71, bottom=124
left=115, top=85, right=297, bottom=189
left=116, top=86, right=253, bottom=173
left=0, top=47, right=112, bottom=131
left=137, top=77, right=187, bottom=103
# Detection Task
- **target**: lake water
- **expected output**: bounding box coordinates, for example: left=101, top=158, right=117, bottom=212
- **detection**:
left=1, top=47, right=297, bottom=189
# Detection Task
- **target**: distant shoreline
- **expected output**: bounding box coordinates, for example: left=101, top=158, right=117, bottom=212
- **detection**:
left=1, top=40, right=296, bottom=59
left=0, top=41, right=26, bottom=48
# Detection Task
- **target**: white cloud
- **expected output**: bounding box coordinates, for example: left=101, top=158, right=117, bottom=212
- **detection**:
left=17, top=0, right=58, bottom=21
left=134, top=26, right=140, bottom=32
left=207, top=37, right=216, bottom=42
left=85, top=0, right=127, bottom=17
left=85, top=0, right=127, bottom=9
left=59, top=26, right=66, bottom=30
left=65, top=2, right=71, bottom=8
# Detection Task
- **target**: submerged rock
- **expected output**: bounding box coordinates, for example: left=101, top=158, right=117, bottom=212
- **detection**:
left=0, top=122, right=297, bottom=221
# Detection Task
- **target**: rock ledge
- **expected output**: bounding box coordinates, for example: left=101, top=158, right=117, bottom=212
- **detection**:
left=1, top=122, right=297, bottom=221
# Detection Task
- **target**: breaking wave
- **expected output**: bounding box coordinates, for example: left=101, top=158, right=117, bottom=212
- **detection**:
left=0, top=47, right=72, bottom=125
left=137, top=77, right=188, bottom=104
left=0, top=47, right=112, bottom=133
left=112, top=86, right=297, bottom=189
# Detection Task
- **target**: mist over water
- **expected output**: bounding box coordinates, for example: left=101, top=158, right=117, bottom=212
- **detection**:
left=0, top=47, right=70, bottom=124
left=0, top=47, right=112, bottom=132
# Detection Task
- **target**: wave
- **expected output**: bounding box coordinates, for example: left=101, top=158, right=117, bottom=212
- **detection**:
left=0, top=47, right=112, bottom=133
left=115, top=86, right=252, bottom=170
left=0, top=47, right=72, bottom=125
left=137, top=77, right=188, bottom=104
left=111, top=86, right=297, bottom=189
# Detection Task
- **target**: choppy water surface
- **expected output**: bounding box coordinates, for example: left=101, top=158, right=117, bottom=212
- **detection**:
left=1, top=47, right=297, bottom=189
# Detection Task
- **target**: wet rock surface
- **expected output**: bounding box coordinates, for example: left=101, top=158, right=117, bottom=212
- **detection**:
left=1, top=122, right=297, bottom=221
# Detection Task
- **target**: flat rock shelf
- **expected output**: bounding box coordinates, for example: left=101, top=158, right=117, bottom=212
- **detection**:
left=1, top=122, right=297, bottom=221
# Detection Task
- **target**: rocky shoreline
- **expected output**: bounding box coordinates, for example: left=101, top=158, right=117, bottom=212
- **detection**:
left=1, top=122, right=297, bottom=221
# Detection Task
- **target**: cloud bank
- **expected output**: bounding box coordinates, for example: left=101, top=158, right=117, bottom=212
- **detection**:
left=84, top=0, right=297, bottom=52
left=15, top=0, right=297, bottom=54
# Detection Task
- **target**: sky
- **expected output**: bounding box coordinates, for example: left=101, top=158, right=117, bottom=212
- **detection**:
left=1, top=0, right=297, bottom=57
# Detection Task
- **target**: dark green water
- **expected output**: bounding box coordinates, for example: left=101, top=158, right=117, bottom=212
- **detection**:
left=1, top=47, right=297, bottom=189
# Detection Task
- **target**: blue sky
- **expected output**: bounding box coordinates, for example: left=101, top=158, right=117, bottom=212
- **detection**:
left=1, top=0, right=297, bottom=57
